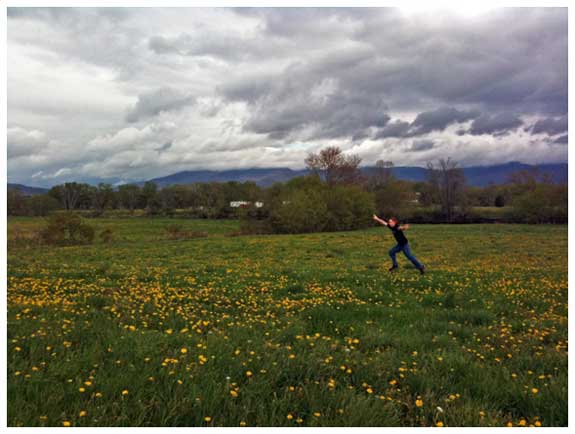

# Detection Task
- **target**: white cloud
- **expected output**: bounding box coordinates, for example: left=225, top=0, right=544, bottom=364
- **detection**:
left=7, top=7, right=568, bottom=187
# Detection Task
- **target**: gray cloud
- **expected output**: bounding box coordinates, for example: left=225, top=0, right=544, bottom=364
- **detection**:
left=125, top=87, right=196, bottom=123
left=408, top=107, right=480, bottom=136
left=375, top=120, right=411, bottom=138
left=155, top=141, right=173, bottom=153
left=408, top=139, right=435, bottom=152
left=553, top=134, right=568, bottom=145
left=7, top=7, right=568, bottom=186
left=468, top=113, right=523, bottom=136
left=530, top=115, right=568, bottom=135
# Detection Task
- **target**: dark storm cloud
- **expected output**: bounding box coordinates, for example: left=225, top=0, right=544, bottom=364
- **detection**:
left=375, top=107, right=479, bottom=139
left=530, top=115, right=568, bottom=135
left=374, top=120, right=411, bottom=139
left=219, top=8, right=566, bottom=141
left=468, top=113, right=523, bottom=136
left=407, top=107, right=480, bottom=136
left=220, top=49, right=393, bottom=140
left=553, top=134, right=568, bottom=145
left=408, top=139, right=435, bottom=152
left=125, top=87, right=196, bottom=123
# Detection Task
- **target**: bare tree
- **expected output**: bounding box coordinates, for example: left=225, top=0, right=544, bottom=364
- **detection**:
left=305, top=146, right=363, bottom=186
left=371, top=160, right=394, bottom=188
left=49, top=182, right=84, bottom=210
left=426, top=158, right=466, bottom=221
left=117, top=184, right=141, bottom=213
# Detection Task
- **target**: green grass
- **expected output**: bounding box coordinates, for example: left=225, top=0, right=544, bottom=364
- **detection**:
left=7, top=218, right=567, bottom=427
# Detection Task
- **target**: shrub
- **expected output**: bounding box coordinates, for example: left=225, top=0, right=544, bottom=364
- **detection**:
left=39, top=212, right=95, bottom=245
left=164, top=224, right=208, bottom=240
left=269, top=188, right=329, bottom=233
left=100, top=228, right=114, bottom=243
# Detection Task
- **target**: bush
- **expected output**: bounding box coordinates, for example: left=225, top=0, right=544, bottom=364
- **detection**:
left=511, top=185, right=567, bottom=223
left=243, top=177, right=375, bottom=234
left=100, top=228, right=114, bottom=243
left=164, top=224, right=208, bottom=240
left=269, top=188, right=329, bottom=233
left=39, top=212, right=95, bottom=245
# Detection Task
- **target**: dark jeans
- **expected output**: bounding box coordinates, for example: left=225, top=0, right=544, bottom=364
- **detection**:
left=389, top=243, right=423, bottom=270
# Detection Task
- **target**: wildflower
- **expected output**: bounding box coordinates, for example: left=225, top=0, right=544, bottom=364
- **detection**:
left=79, top=387, right=86, bottom=393
left=181, top=348, right=187, bottom=354
left=230, top=390, right=238, bottom=398
left=436, top=421, right=444, bottom=427
left=246, top=370, right=253, bottom=377
left=204, top=416, right=212, bottom=423
left=313, top=412, right=321, bottom=417
left=415, top=399, right=423, bottom=407
left=122, top=389, right=129, bottom=396
left=286, top=414, right=293, bottom=420
left=63, top=421, right=71, bottom=427
left=79, top=411, right=87, bottom=417
left=240, top=421, right=246, bottom=426
left=532, top=388, right=539, bottom=394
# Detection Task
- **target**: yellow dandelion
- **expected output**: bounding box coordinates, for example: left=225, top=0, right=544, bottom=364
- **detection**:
left=415, top=399, right=423, bottom=407
left=63, top=421, right=71, bottom=427
left=122, top=389, right=129, bottom=396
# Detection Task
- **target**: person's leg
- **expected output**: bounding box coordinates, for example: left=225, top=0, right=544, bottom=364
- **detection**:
left=402, top=243, right=423, bottom=270
left=388, top=244, right=402, bottom=269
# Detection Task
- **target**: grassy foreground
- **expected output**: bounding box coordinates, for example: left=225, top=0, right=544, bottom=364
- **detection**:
left=7, top=218, right=568, bottom=427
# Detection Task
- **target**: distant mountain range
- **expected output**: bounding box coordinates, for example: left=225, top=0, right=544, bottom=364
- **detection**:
left=7, top=183, right=50, bottom=196
left=142, top=162, right=567, bottom=188
left=8, top=162, right=568, bottom=195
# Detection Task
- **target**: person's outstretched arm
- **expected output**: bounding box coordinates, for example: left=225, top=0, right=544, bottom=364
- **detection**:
left=373, top=214, right=388, bottom=226
left=398, top=224, right=410, bottom=231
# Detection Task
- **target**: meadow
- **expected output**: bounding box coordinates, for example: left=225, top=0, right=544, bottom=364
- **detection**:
left=7, top=217, right=568, bottom=427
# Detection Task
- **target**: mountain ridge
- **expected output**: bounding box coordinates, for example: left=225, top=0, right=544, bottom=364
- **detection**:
left=8, top=162, right=568, bottom=194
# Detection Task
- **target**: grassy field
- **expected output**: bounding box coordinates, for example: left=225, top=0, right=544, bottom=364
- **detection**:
left=7, top=217, right=568, bottom=427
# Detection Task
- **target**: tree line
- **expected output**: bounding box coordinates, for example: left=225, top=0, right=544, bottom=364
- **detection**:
left=8, top=147, right=567, bottom=230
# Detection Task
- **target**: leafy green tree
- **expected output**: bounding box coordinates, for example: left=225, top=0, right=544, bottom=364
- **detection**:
left=28, top=194, right=60, bottom=216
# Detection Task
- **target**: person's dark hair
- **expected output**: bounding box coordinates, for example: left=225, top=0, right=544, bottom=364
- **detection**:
left=389, top=216, right=397, bottom=223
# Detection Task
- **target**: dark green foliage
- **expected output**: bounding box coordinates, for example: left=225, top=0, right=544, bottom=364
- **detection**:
left=38, top=212, right=95, bottom=245
left=99, top=228, right=114, bottom=243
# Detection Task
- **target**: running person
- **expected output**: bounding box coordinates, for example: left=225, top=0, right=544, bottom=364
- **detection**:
left=372, top=214, right=425, bottom=274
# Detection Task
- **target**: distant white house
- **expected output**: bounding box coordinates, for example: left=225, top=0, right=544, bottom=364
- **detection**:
left=230, top=201, right=264, bottom=208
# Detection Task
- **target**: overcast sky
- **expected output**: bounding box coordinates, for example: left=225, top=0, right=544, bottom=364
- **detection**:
left=7, top=7, right=568, bottom=186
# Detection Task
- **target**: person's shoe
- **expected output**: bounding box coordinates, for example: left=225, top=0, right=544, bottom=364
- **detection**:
left=388, top=265, right=398, bottom=272
left=419, top=266, right=426, bottom=275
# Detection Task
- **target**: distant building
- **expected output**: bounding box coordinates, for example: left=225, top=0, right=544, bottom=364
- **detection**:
left=230, top=201, right=263, bottom=208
